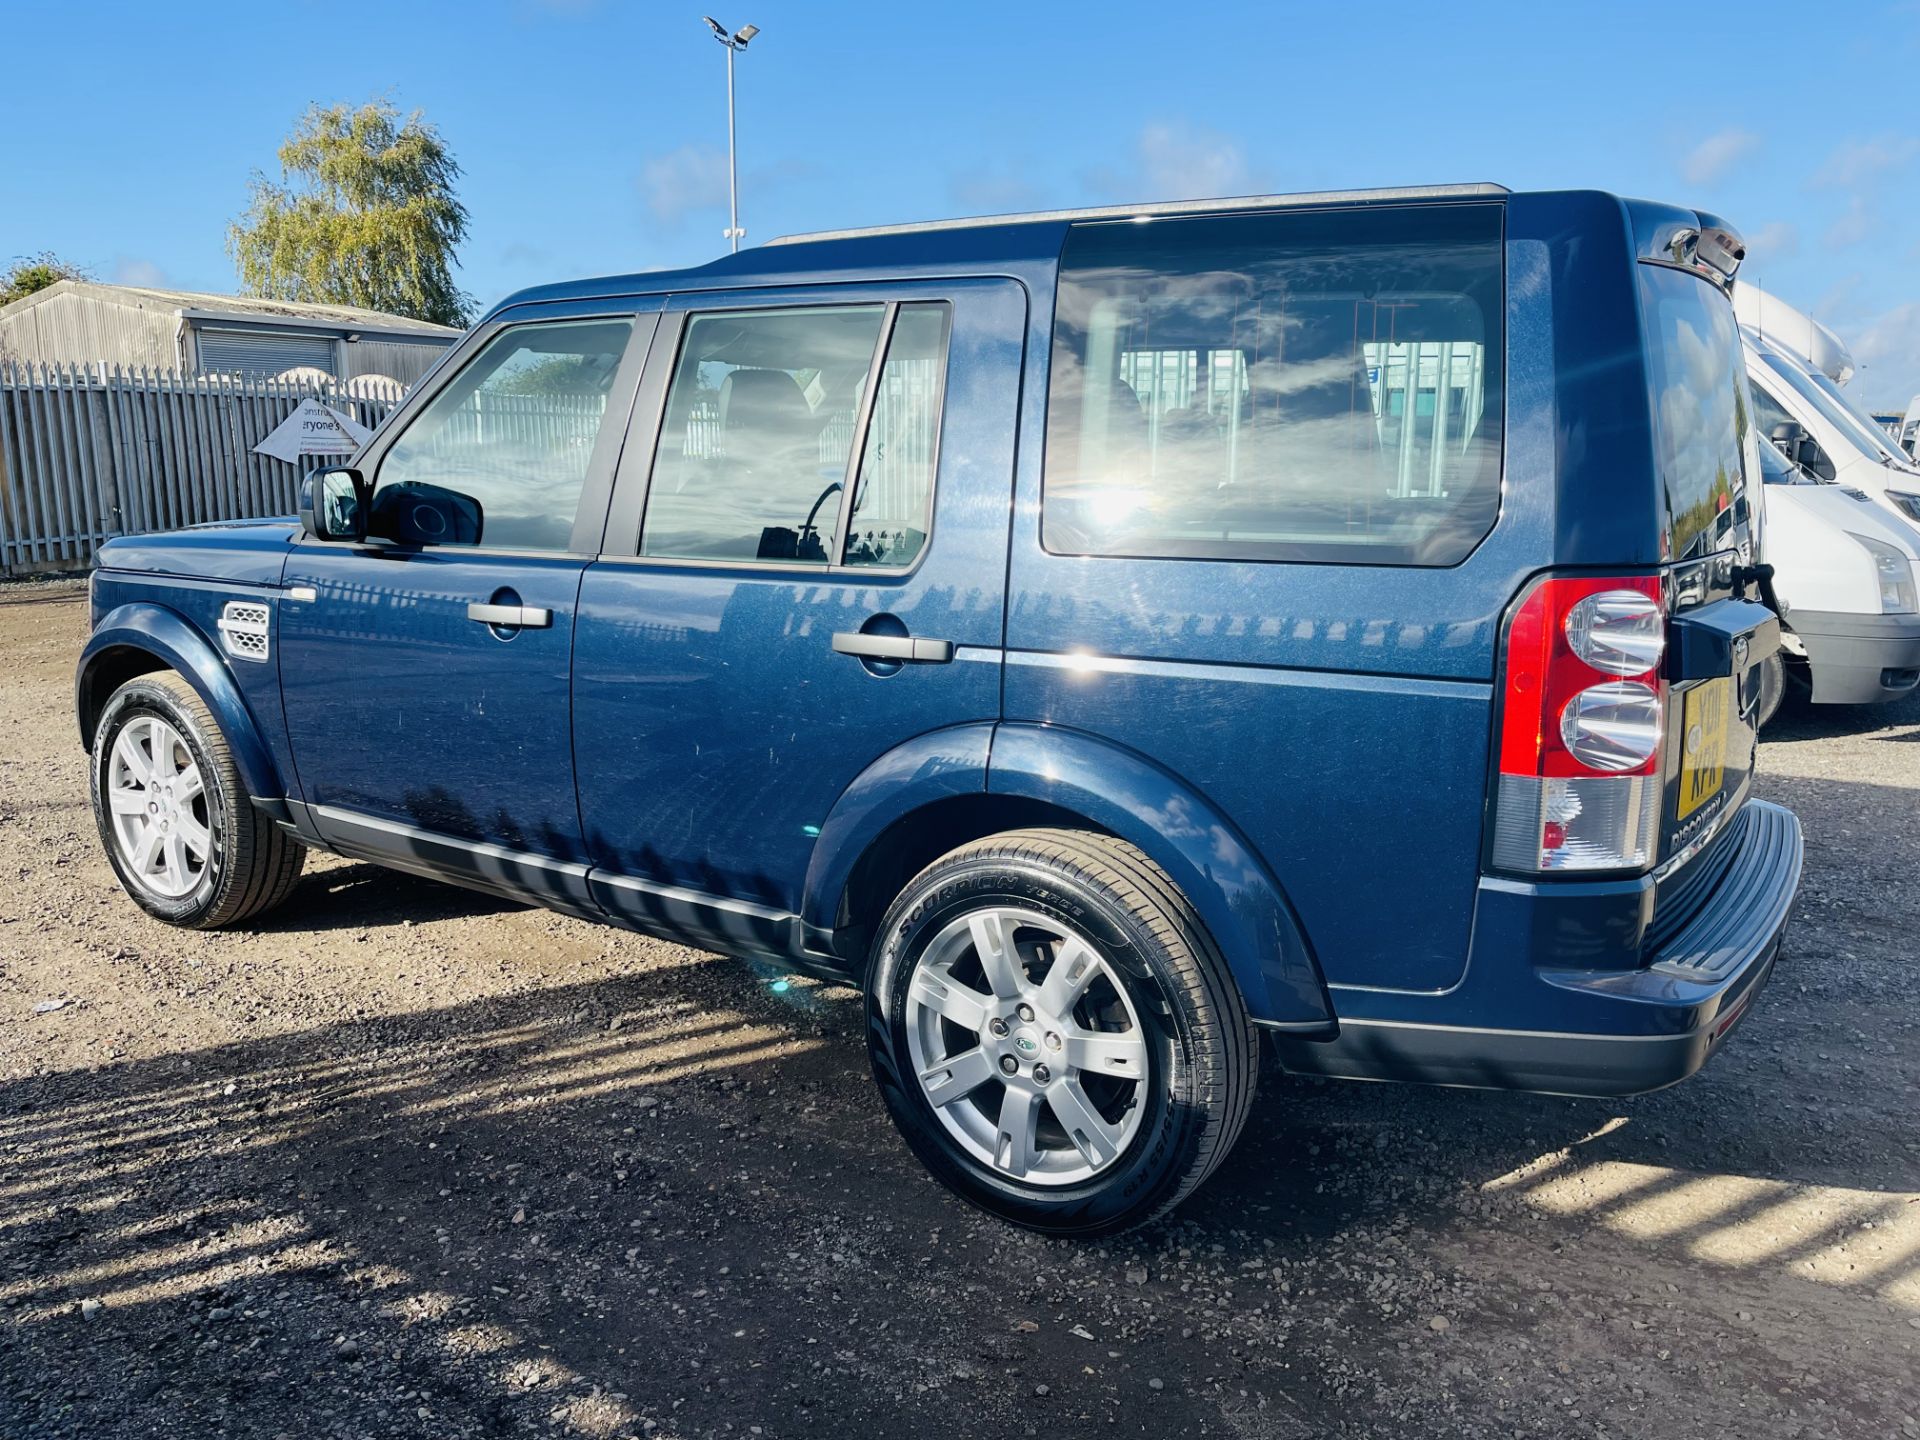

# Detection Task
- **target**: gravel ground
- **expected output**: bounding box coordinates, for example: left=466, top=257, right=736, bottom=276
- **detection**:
left=2, top=577, right=1918, bottom=1439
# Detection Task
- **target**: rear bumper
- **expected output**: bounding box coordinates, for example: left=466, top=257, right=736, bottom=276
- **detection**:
left=1789, top=608, right=1920, bottom=705
left=1272, top=800, right=1803, bottom=1097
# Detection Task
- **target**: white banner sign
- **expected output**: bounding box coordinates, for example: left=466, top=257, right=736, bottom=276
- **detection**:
left=252, top=398, right=372, bottom=465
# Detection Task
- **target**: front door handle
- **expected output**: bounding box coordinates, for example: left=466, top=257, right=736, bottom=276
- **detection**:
left=832, top=631, right=954, bottom=664
left=468, top=602, right=552, bottom=629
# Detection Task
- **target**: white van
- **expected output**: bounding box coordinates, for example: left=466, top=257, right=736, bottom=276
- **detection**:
left=1734, top=282, right=1920, bottom=531
left=1739, top=331, right=1920, bottom=713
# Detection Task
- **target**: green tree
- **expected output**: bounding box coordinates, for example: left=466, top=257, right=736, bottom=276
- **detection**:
left=228, top=100, right=472, bottom=327
left=1, top=252, right=89, bottom=306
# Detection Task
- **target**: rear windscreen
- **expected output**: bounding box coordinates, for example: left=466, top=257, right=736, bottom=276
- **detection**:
left=1638, top=266, right=1757, bottom=563
left=1043, top=203, right=1505, bottom=566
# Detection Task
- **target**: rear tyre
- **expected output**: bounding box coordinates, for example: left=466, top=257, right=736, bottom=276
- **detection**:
left=866, top=828, right=1256, bottom=1236
left=1754, top=649, right=1786, bottom=730
left=89, top=671, right=304, bottom=929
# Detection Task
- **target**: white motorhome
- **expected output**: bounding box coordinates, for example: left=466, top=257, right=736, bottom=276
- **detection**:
left=1738, top=327, right=1920, bottom=712
left=1734, top=282, right=1920, bottom=531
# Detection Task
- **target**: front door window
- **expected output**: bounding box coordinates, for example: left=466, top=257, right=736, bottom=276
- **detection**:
left=373, top=318, right=634, bottom=552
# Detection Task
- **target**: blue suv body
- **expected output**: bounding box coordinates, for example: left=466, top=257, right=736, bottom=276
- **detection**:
left=80, top=185, right=1802, bottom=1233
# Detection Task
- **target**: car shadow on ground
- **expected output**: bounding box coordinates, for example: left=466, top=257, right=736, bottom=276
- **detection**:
left=5, top=908, right=1916, bottom=1437
left=252, top=859, right=527, bottom=933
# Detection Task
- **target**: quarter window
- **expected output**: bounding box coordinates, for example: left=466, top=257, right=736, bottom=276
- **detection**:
left=372, top=318, right=633, bottom=551
left=845, top=304, right=949, bottom=568
left=642, top=303, right=950, bottom=566
left=1043, top=203, right=1505, bottom=566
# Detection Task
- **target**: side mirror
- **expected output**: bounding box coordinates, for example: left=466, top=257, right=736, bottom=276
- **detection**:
left=299, top=466, right=367, bottom=542
left=1767, top=422, right=1838, bottom=484
left=367, top=481, right=484, bottom=547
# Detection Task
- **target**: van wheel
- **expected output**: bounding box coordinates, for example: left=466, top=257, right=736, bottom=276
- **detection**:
left=89, top=671, right=305, bottom=929
left=866, top=828, right=1256, bottom=1235
left=1754, top=650, right=1786, bottom=730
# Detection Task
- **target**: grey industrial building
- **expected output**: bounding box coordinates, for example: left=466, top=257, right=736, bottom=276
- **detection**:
left=0, top=280, right=460, bottom=386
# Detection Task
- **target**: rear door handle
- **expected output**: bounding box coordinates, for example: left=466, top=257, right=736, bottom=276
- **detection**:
left=832, top=632, right=954, bottom=663
left=467, top=603, right=552, bottom=629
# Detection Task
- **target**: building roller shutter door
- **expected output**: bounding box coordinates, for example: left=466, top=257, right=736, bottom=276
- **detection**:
left=196, top=329, right=339, bottom=379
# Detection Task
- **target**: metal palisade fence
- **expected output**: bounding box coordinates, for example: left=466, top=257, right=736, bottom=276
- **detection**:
left=0, top=363, right=406, bottom=575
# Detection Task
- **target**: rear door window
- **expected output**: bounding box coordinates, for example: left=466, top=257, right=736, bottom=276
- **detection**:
left=641, top=303, right=951, bottom=567
left=1042, top=203, right=1505, bottom=566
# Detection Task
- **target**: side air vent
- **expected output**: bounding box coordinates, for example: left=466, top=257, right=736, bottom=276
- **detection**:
left=217, top=601, right=272, bottom=663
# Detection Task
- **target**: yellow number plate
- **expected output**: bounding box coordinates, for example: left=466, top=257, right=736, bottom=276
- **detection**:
left=1677, top=677, right=1732, bottom=820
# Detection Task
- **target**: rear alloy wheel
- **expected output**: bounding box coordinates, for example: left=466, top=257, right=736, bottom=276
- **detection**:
left=90, top=671, right=305, bottom=928
left=905, top=905, right=1150, bottom=1185
left=868, top=828, right=1256, bottom=1235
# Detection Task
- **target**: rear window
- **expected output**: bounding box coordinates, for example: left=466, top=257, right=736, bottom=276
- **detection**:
left=1042, top=203, right=1505, bottom=566
left=1638, top=266, right=1757, bottom=562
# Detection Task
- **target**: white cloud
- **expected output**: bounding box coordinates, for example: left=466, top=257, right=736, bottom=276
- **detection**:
left=1812, top=134, right=1920, bottom=190
left=948, top=164, right=1044, bottom=215
left=1681, top=128, right=1759, bottom=187
left=1824, top=196, right=1875, bottom=249
left=1086, top=120, right=1266, bottom=203
left=1138, top=121, right=1258, bottom=199
left=1841, top=301, right=1920, bottom=411
left=1747, top=221, right=1798, bottom=259
left=639, top=144, right=731, bottom=227
left=112, top=258, right=168, bottom=288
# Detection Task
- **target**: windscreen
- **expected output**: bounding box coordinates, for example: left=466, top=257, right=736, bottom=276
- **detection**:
left=1638, top=266, right=1757, bottom=564
left=1806, top=365, right=1916, bottom=469
left=1761, top=350, right=1905, bottom=466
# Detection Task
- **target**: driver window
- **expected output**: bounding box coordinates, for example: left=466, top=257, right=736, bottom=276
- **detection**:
left=642, top=305, right=886, bottom=563
left=372, top=317, right=634, bottom=551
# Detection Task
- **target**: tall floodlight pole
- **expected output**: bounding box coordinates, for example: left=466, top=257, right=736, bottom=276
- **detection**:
left=703, top=17, right=759, bottom=252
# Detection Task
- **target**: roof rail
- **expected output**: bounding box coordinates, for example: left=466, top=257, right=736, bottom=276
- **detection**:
left=766, top=182, right=1510, bottom=248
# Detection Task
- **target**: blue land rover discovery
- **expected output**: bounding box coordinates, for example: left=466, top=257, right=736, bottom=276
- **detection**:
left=79, top=185, right=1802, bottom=1234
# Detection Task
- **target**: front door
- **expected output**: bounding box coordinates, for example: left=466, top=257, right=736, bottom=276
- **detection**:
left=571, top=279, right=1027, bottom=948
left=279, top=305, right=653, bottom=901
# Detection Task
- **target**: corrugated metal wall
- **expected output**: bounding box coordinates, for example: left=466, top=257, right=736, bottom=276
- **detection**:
left=344, top=337, right=451, bottom=387
left=0, top=290, right=181, bottom=370
left=0, top=292, right=455, bottom=386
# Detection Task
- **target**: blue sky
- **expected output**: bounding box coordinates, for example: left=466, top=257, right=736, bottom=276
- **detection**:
left=8, top=0, right=1920, bottom=408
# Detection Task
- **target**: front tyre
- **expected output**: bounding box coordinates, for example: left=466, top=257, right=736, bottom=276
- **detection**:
left=89, top=671, right=304, bottom=928
left=867, top=828, right=1256, bottom=1236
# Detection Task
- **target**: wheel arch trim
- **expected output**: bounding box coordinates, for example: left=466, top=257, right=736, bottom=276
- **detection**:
left=985, top=722, right=1334, bottom=1031
left=801, top=722, right=997, bottom=941
left=76, top=604, right=282, bottom=802
left=803, top=720, right=1334, bottom=1031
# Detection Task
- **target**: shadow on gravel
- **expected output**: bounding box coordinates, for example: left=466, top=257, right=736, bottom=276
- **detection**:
left=3, top=929, right=1917, bottom=1437
left=254, top=860, right=528, bottom=933
left=1765, top=688, right=1920, bottom=742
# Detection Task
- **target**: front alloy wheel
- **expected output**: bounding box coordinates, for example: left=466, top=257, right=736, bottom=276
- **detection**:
left=105, top=714, right=213, bottom=898
left=90, top=670, right=305, bottom=928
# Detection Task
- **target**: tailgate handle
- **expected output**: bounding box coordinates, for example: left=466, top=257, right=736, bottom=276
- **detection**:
left=1667, top=598, right=1779, bottom=681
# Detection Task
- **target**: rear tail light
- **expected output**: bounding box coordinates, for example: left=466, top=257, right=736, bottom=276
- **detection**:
left=1490, top=575, right=1667, bottom=874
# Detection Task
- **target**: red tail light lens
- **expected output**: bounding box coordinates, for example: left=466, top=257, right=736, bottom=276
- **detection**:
left=1491, top=575, right=1666, bottom=874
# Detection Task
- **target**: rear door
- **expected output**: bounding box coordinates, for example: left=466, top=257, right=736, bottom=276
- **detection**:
left=571, top=278, right=1026, bottom=945
left=1637, top=264, right=1768, bottom=862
